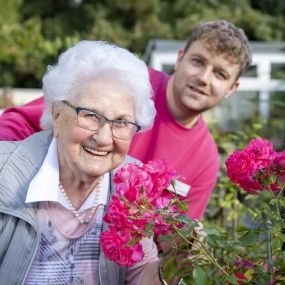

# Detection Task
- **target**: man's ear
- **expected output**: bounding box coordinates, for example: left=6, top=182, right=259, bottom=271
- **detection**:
left=224, top=80, right=240, bottom=99
left=174, top=48, right=185, bottom=72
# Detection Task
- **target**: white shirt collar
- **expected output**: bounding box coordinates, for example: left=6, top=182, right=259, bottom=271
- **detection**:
left=25, top=138, right=109, bottom=211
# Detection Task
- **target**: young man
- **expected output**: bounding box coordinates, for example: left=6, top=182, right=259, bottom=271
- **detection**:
left=0, top=20, right=252, bottom=220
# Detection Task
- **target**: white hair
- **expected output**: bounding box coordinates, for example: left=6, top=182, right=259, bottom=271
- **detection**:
left=40, top=40, right=156, bottom=131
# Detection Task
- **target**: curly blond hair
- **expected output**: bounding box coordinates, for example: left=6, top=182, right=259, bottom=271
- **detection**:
left=184, top=20, right=252, bottom=77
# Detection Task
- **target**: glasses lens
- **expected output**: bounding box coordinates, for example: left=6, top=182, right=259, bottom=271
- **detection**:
left=77, top=109, right=101, bottom=131
left=112, top=123, right=136, bottom=140
left=77, top=108, right=138, bottom=140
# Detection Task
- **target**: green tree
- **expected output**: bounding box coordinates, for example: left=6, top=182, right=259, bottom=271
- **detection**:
left=1, top=0, right=285, bottom=87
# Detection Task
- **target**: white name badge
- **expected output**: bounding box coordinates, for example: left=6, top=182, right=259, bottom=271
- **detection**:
left=169, top=180, right=191, bottom=197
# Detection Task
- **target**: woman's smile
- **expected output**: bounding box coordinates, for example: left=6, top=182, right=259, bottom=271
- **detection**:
left=82, top=145, right=110, bottom=156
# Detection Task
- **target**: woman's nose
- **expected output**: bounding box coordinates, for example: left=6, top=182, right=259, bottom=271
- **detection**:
left=92, top=123, right=113, bottom=145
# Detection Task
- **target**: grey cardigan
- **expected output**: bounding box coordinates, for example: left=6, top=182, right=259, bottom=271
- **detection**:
left=0, top=130, right=138, bottom=285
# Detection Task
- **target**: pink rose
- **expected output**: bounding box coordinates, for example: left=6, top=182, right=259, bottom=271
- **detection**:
left=104, top=196, right=146, bottom=236
left=273, top=150, right=285, bottom=168
left=238, top=176, right=265, bottom=194
left=114, top=163, right=153, bottom=202
left=269, top=183, right=281, bottom=192
left=102, top=159, right=182, bottom=267
left=272, top=150, right=285, bottom=184
left=225, top=150, right=256, bottom=183
left=152, top=189, right=173, bottom=209
left=153, top=213, right=173, bottom=236
left=103, top=196, right=130, bottom=227
left=100, top=227, right=144, bottom=267
left=143, top=159, right=177, bottom=193
left=246, top=138, right=274, bottom=169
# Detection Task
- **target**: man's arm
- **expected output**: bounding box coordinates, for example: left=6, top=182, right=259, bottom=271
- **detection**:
left=0, top=97, right=44, bottom=141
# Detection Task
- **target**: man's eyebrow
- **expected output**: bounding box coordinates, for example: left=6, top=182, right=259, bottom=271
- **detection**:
left=190, top=53, right=205, bottom=58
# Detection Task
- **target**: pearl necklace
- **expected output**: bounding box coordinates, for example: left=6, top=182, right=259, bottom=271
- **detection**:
left=59, top=177, right=103, bottom=225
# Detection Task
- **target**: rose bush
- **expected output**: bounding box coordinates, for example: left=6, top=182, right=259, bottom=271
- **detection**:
left=223, top=137, right=285, bottom=284
left=100, top=137, right=285, bottom=284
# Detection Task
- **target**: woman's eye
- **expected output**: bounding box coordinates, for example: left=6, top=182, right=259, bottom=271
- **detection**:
left=81, top=112, right=100, bottom=120
left=85, top=113, right=96, bottom=118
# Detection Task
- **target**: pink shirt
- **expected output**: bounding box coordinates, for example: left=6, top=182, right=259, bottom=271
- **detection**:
left=0, top=68, right=219, bottom=219
left=129, top=68, right=219, bottom=219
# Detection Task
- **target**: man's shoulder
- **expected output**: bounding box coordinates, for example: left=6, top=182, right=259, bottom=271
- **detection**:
left=148, top=66, right=169, bottom=80
left=148, top=67, right=169, bottom=95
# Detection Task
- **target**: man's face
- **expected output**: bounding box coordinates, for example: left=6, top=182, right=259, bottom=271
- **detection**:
left=171, top=40, right=240, bottom=116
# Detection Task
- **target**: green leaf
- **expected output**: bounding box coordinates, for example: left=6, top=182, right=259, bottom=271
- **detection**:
left=126, top=239, right=139, bottom=246
left=235, top=226, right=250, bottom=232
left=192, top=267, right=209, bottom=285
left=269, top=175, right=277, bottom=184
left=157, top=235, right=173, bottom=241
left=205, top=228, right=225, bottom=236
left=160, top=256, right=178, bottom=283
left=179, top=224, right=197, bottom=237
left=174, top=214, right=194, bottom=224
left=238, top=231, right=258, bottom=246
left=146, top=222, right=154, bottom=232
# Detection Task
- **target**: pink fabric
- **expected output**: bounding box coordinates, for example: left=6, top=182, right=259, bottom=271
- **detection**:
left=0, top=96, right=43, bottom=140
left=25, top=202, right=157, bottom=285
left=0, top=68, right=219, bottom=219
left=129, top=68, right=219, bottom=220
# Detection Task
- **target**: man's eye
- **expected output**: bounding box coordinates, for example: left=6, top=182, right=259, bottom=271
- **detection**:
left=191, top=58, right=203, bottom=65
left=215, top=71, right=228, bottom=80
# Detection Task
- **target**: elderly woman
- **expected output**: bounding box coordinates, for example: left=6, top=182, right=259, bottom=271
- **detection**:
left=0, top=41, right=161, bottom=284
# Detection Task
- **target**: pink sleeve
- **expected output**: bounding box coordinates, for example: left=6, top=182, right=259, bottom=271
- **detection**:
left=125, top=238, right=159, bottom=285
left=0, top=97, right=44, bottom=141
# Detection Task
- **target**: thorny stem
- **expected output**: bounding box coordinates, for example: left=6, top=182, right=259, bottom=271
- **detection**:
left=137, top=193, right=233, bottom=280
left=262, top=210, right=273, bottom=283
left=172, top=224, right=229, bottom=278
left=170, top=182, right=189, bottom=216
left=275, top=185, right=285, bottom=228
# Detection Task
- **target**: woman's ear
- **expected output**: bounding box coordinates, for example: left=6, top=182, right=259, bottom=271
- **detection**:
left=52, top=102, right=61, bottom=137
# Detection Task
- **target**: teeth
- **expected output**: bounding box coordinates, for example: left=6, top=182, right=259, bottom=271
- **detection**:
left=83, top=146, right=108, bottom=156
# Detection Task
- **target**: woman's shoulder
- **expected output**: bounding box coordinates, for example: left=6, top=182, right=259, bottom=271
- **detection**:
left=0, top=140, right=19, bottom=154
left=111, top=155, right=142, bottom=175
left=0, top=141, right=20, bottom=168
left=124, top=155, right=142, bottom=166
left=0, top=130, right=53, bottom=169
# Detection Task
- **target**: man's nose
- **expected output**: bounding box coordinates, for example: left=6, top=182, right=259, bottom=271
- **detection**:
left=197, top=67, right=212, bottom=85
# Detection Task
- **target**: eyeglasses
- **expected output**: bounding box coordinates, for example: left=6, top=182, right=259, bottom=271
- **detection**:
left=61, top=100, right=141, bottom=140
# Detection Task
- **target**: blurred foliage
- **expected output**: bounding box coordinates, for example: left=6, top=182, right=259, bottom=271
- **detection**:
left=207, top=115, right=284, bottom=228
left=1, top=0, right=285, bottom=87
left=206, top=120, right=266, bottom=228
left=196, top=123, right=285, bottom=284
